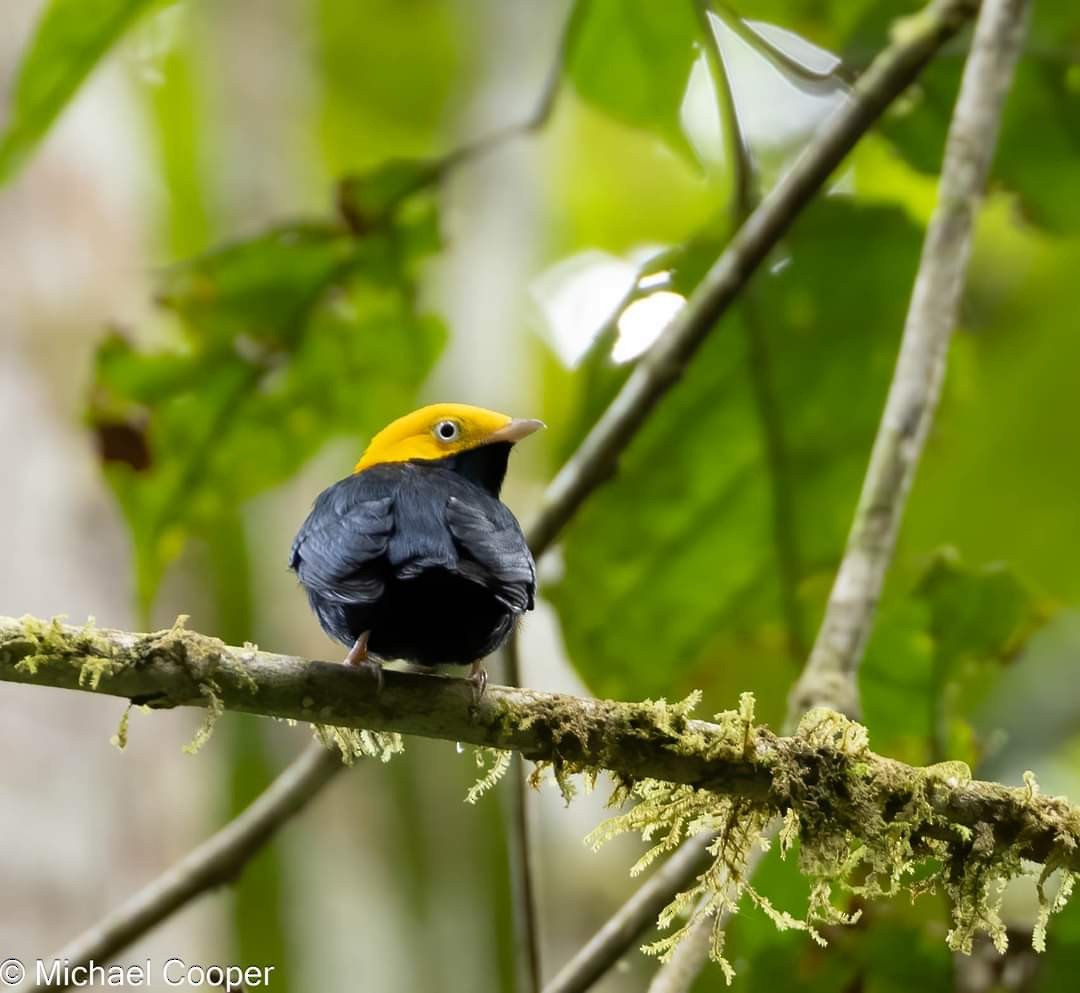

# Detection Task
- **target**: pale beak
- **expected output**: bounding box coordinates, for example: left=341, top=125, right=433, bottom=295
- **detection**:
left=487, top=418, right=546, bottom=444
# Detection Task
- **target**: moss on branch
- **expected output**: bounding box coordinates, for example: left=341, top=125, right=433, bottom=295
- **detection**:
left=3, top=614, right=1080, bottom=962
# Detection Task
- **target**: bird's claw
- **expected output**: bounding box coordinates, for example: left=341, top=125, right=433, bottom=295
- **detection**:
left=468, top=662, right=488, bottom=708
left=344, top=632, right=382, bottom=696
left=359, top=657, right=384, bottom=696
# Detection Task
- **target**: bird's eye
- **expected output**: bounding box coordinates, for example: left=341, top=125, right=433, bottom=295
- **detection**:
left=434, top=419, right=460, bottom=442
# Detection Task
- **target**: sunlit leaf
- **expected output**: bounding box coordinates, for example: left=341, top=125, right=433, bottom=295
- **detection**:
left=566, top=0, right=701, bottom=160
left=0, top=0, right=162, bottom=183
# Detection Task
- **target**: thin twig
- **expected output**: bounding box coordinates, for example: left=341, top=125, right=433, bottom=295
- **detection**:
left=435, top=0, right=577, bottom=176
left=543, top=836, right=714, bottom=993
left=693, top=0, right=757, bottom=215
left=504, top=638, right=543, bottom=993
left=788, top=0, right=1032, bottom=724
left=22, top=744, right=342, bottom=992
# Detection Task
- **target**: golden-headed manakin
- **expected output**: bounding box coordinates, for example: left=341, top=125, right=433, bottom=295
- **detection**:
left=290, top=404, right=543, bottom=689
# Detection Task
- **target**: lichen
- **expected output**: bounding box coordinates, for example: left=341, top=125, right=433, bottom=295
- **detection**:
left=7, top=615, right=125, bottom=687
left=578, top=699, right=1078, bottom=983
left=312, top=724, right=404, bottom=765
left=518, top=689, right=721, bottom=806
left=111, top=704, right=133, bottom=751
left=465, top=748, right=512, bottom=804
left=183, top=679, right=224, bottom=754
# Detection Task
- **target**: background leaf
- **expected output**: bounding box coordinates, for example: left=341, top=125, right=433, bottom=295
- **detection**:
left=546, top=200, right=923, bottom=719
left=0, top=0, right=161, bottom=183
left=89, top=195, right=445, bottom=612
left=861, top=550, right=1047, bottom=766
left=881, top=57, right=1080, bottom=232
left=566, top=0, right=702, bottom=160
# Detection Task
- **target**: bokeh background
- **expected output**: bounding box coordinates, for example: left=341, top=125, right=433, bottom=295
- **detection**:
left=1, top=0, right=1079, bottom=990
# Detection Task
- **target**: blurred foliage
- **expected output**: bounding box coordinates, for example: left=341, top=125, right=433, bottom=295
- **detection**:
left=861, top=549, right=1046, bottom=767
left=6, top=0, right=1080, bottom=988
left=882, top=57, right=1080, bottom=233
left=89, top=204, right=445, bottom=612
left=548, top=200, right=924, bottom=714
left=315, top=0, right=464, bottom=172
left=0, top=0, right=161, bottom=182
left=567, top=0, right=700, bottom=161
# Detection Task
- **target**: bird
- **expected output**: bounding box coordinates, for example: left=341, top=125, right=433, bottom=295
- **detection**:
left=289, top=403, right=543, bottom=695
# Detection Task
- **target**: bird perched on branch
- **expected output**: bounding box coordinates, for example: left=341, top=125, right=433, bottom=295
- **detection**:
left=290, top=403, right=543, bottom=694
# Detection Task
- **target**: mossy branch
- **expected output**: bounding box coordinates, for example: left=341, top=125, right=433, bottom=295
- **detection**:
left=4, top=614, right=1080, bottom=884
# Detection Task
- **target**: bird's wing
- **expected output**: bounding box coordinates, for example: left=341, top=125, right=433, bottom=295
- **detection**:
left=290, top=487, right=394, bottom=605
left=444, top=494, right=536, bottom=614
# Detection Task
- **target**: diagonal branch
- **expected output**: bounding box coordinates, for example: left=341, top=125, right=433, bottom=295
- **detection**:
left=525, top=0, right=978, bottom=555
left=543, top=836, right=715, bottom=993
left=788, top=0, right=1033, bottom=724
left=21, top=743, right=342, bottom=992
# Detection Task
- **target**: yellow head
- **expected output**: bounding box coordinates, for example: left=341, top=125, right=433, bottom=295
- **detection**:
left=354, top=403, right=544, bottom=473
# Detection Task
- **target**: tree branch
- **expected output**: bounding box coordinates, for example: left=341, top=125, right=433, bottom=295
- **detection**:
left=788, top=0, right=1032, bottom=723
left=4, top=615, right=1079, bottom=879
left=21, top=743, right=342, bottom=992
left=543, top=836, right=715, bottom=993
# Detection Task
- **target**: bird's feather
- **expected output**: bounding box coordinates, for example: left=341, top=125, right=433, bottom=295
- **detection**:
left=290, top=460, right=534, bottom=624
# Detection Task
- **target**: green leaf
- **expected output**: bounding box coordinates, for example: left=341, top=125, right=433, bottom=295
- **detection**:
left=546, top=201, right=923, bottom=716
left=861, top=550, right=1047, bottom=765
left=89, top=194, right=445, bottom=612
left=566, top=0, right=701, bottom=160
left=0, top=0, right=161, bottom=184
left=337, top=158, right=443, bottom=233
left=881, top=57, right=1080, bottom=232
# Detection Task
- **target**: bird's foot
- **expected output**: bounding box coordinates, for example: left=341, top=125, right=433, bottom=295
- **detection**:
left=359, top=657, right=384, bottom=695
left=344, top=632, right=383, bottom=695
left=467, top=660, right=488, bottom=707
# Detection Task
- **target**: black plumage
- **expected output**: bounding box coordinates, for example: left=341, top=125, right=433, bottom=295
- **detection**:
left=289, top=443, right=535, bottom=667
